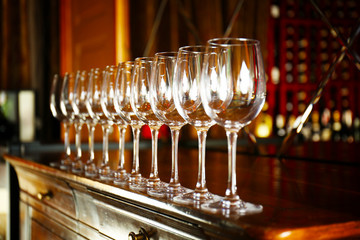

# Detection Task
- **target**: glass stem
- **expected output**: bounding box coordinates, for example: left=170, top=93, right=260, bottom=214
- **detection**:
left=150, top=127, right=159, bottom=179
left=87, top=123, right=95, bottom=162
left=131, top=126, right=141, bottom=175
left=102, top=125, right=110, bottom=166
left=195, top=130, right=208, bottom=193
left=63, top=121, right=71, bottom=157
left=169, top=128, right=181, bottom=187
left=74, top=121, right=82, bottom=159
left=225, top=131, right=240, bottom=201
left=118, top=126, right=127, bottom=171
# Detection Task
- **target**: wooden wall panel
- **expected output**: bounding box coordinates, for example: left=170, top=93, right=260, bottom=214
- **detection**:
left=129, top=0, right=269, bottom=58
left=60, top=0, right=118, bottom=143
left=60, top=0, right=116, bottom=73
left=0, top=0, right=31, bottom=90
left=59, top=0, right=270, bottom=142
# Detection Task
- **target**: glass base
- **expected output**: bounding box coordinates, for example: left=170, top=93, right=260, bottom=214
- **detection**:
left=59, top=165, right=69, bottom=171
left=57, top=158, right=72, bottom=170
left=71, top=160, right=83, bottom=174
left=130, top=179, right=167, bottom=193
left=127, top=172, right=142, bottom=184
left=84, top=162, right=98, bottom=177
left=147, top=178, right=166, bottom=189
left=129, top=180, right=147, bottom=192
left=173, top=191, right=215, bottom=205
left=99, top=165, right=114, bottom=181
left=147, top=184, right=187, bottom=199
left=201, top=200, right=263, bottom=218
left=113, top=170, right=129, bottom=185
left=49, top=161, right=59, bottom=168
left=128, top=176, right=147, bottom=192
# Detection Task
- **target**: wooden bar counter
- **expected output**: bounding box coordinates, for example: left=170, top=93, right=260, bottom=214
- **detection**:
left=3, top=140, right=360, bottom=239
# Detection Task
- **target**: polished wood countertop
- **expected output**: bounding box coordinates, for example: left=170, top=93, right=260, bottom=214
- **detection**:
left=4, top=140, right=360, bottom=239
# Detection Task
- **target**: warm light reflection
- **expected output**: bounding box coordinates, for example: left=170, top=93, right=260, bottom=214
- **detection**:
left=210, top=67, right=218, bottom=92
left=140, top=83, right=147, bottom=99
left=238, top=61, right=253, bottom=95
left=343, top=109, right=353, bottom=127
left=256, top=123, right=271, bottom=138
left=18, top=91, right=35, bottom=142
left=278, top=231, right=292, bottom=238
left=296, top=104, right=313, bottom=133
left=0, top=188, right=8, bottom=220
left=181, top=68, right=190, bottom=92
left=220, top=65, right=229, bottom=101
left=60, top=0, right=72, bottom=74
left=254, top=110, right=273, bottom=138
left=125, top=84, right=131, bottom=98
left=160, top=75, right=168, bottom=99
left=115, top=0, right=130, bottom=62
left=189, top=78, right=198, bottom=101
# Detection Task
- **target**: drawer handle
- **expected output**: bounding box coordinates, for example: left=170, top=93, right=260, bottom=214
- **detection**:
left=37, top=191, right=53, bottom=201
left=128, top=227, right=155, bottom=240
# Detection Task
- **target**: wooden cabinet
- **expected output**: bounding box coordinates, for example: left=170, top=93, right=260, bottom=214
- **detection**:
left=4, top=143, right=360, bottom=239
left=17, top=168, right=104, bottom=239
left=31, top=220, right=63, bottom=240
left=6, top=153, right=247, bottom=239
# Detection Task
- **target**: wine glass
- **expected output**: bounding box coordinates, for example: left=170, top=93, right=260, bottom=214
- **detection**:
left=130, top=57, right=165, bottom=192
left=200, top=38, right=266, bottom=216
left=172, top=46, right=216, bottom=205
left=60, top=71, right=83, bottom=173
left=101, top=65, right=129, bottom=184
left=49, top=74, right=72, bottom=169
left=73, top=70, right=98, bottom=177
left=114, top=61, right=146, bottom=188
left=148, top=52, right=187, bottom=199
left=86, top=68, right=114, bottom=181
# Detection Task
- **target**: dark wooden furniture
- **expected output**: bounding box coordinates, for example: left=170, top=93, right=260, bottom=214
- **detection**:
left=4, top=141, right=360, bottom=239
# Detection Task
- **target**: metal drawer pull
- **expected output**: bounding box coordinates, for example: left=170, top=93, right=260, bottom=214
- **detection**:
left=37, top=191, right=53, bottom=201
left=128, top=227, right=156, bottom=240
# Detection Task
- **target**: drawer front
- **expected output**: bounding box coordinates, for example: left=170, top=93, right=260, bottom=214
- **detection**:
left=21, top=192, right=110, bottom=240
left=16, top=166, right=76, bottom=219
left=31, top=207, right=87, bottom=240
left=31, top=220, right=64, bottom=240
left=91, top=192, right=206, bottom=240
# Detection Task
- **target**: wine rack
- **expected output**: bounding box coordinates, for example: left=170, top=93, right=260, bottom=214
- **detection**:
left=266, top=0, right=360, bottom=142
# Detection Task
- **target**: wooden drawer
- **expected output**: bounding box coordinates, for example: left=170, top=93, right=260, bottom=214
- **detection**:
left=30, top=207, right=87, bottom=240
left=90, top=190, right=206, bottom=240
left=31, top=220, right=64, bottom=240
left=15, top=166, right=76, bottom=219
left=20, top=193, right=111, bottom=240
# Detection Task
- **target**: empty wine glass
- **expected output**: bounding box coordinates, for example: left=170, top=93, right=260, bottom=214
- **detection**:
left=200, top=38, right=266, bottom=216
left=130, top=57, right=165, bottom=192
left=114, top=61, right=146, bottom=188
left=86, top=68, right=114, bottom=181
left=101, top=65, right=129, bottom=184
left=49, top=74, right=72, bottom=169
left=148, top=52, right=187, bottom=199
left=74, top=70, right=97, bottom=177
left=172, top=46, right=216, bottom=205
left=60, top=71, right=83, bottom=173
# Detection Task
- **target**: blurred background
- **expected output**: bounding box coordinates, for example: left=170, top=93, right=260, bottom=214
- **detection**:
left=1, top=0, right=360, bottom=146
left=1, top=0, right=360, bottom=238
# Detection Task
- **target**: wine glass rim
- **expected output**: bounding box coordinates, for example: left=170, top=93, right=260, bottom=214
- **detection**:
left=155, top=51, right=178, bottom=58
left=119, top=61, right=134, bottom=66
left=135, top=56, right=154, bottom=62
left=178, top=45, right=210, bottom=53
left=208, top=37, right=260, bottom=46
